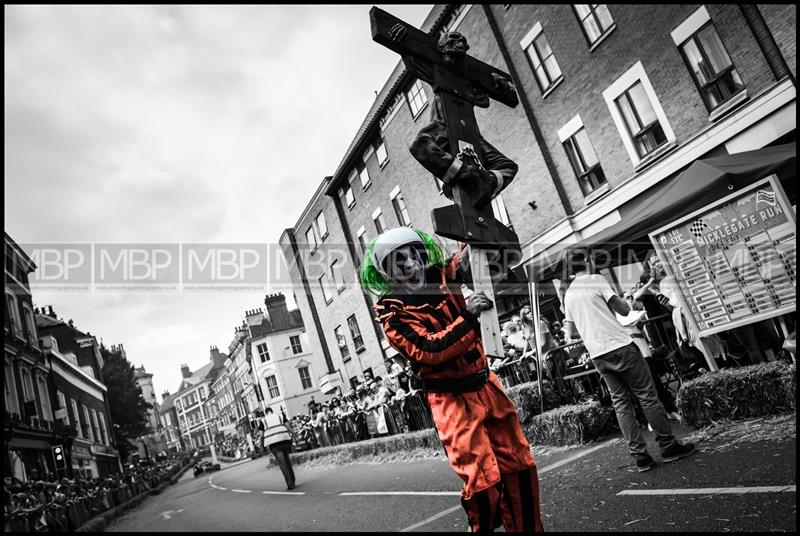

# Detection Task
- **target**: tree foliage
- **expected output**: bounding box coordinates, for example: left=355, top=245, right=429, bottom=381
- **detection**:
left=100, top=344, right=152, bottom=461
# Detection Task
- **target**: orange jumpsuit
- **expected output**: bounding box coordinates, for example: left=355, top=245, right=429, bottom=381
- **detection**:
left=375, top=251, right=543, bottom=532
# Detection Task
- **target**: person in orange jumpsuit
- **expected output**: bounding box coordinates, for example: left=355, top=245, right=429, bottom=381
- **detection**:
left=361, top=226, right=543, bottom=532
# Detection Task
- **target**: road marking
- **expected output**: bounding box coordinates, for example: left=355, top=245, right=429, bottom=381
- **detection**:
left=538, top=439, right=617, bottom=475
left=618, top=485, right=797, bottom=496
left=399, top=439, right=618, bottom=532
left=261, top=490, right=306, bottom=495
left=400, top=505, right=463, bottom=532
left=161, top=510, right=174, bottom=520
left=216, top=486, right=227, bottom=490
left=341, top=491, right=460, bottom=496
left=232, top=489, right=252, bottom=493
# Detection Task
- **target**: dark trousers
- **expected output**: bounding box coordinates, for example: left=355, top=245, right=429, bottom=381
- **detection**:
left=269, top=440, right=295, bottom=488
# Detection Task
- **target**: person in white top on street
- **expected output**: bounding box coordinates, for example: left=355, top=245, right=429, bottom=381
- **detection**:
left=562, top=248, right=696, bottom=473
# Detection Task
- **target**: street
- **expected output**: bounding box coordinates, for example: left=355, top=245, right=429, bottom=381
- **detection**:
left=107, top=424, right=796, bottom=532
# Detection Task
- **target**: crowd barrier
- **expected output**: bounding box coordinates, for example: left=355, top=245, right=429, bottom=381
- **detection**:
left=4, top=457, right=191, bottom=533
left=289, top=392, right=436, bottom=452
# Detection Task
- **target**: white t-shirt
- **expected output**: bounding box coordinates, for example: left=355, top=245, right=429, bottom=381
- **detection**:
left=564, top=273, right=633, bottom=358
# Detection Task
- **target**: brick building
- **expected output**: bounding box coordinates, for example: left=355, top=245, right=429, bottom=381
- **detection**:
left=173, top=347, right=227, bottom=450
left=36, top=308, right=121, bottom=478
left=157, top=390, right=183, bottom=453
left=282, top=4, right=795, bottom=382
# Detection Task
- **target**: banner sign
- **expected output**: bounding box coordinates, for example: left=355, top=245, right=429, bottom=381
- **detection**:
left=649, top=175, right=795, bottom=337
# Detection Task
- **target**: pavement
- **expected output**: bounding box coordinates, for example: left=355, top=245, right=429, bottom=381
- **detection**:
left=106, top=419, right=796, bottom=532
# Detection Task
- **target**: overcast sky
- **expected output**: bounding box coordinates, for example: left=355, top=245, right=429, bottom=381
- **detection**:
left=4, top=4, right=433, bottom=401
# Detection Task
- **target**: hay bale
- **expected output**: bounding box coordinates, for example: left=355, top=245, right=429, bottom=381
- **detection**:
left=522, top=401, right=615, bottom=446
left=677, top=361, right=796, bottom=428
left=505, top=380, right=563, bottom=424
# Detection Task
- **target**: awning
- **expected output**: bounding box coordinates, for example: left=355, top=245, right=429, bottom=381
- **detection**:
left=527, top=142, right=796, bottom=283
left=8, top=437, right=52, bottom=450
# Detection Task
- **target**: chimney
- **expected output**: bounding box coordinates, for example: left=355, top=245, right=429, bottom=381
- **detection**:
left=264, top=293, right=291, bottom=329
left=246, top=309, right=265, bottom=328
left=162, top=390, right=170, bottom=399
left=210, top=345, right=220, bottom=362
left=48, top=305, right=55, bottom=318
left=180, top=364, right=191, bottom=378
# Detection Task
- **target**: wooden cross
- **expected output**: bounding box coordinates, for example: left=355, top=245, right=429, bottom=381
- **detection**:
left=370, top=7, right=521, bottom=358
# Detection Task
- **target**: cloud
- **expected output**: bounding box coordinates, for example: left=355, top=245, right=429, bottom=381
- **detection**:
left=6, top=4, right=433, bottom=398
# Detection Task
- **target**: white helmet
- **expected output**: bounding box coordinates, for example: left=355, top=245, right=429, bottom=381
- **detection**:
left=372, top=227, right=425, bottom=278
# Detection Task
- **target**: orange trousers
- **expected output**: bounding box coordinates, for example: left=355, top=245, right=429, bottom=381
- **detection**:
left=427, top=373, right=544, bottom=532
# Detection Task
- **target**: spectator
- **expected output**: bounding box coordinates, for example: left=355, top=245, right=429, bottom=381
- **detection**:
left=562, top=248, right=696, bottom=473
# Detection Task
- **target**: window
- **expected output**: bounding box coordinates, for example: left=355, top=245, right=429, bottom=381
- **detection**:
left=4, top=361, right=19, bottom=415
left=334, top=325, right=351, bottom=362
left=56, top=391, right=67, bottom=421
left=562, top=126, right=606, bottom=196
left=391, top=188, right=412, bottom=226
left=99, top=412, right=108, bottom=444
left=358, top=165, right=371, bottom=190
left=315, top=211, right=328, bottom=241
left=356, top=227, right=368, bottom=255
left=265, top=375, right=280, bottom=399
left=22, top=303, right=37, bottom=345
left=615, top=81, right=667, bottom=159
left=71, top=399, right=82, bottom=437
left=83, top=405, right=94, bottom=441
left=91, top=409, right=100, bottom=442
left=406, top=79, right=428, bottom=118
left=5, top=291, right=22, bottom=337
left=199, top=385, right=206, bottom=400
left=522, top=24, right=562, bottom=93
left=305, top=226, right=318, bottom=252
left=379, top=94, right=404, bottom=130
left=679, top=23, right=744, bottom=112
left=331, top=260, right=345, bottom=292
left=574, top=4, right=614, bottom=46
left=290, top=335, right=303, bottom=354
left=603, top=62, right=675, bottom=166
left=340, top=180, right=356, bottom=209
left=257, top=342, right=270, bottom=363
left=491, top=195, right=512, bottom=229
left=319, top=273, right=333, bottom=303
left=347, top=314, right=365, bottom=352
left=175, top=398, right=182, bottom=411
left=372, top=207, right=386, bottom=234
left=349, top=376, right=360, bottom=390
left=298, top=366, right=313, bottom=390
left=20, top=368, right=34, bottom=406
left=375, top=138, right=389, bottom=167
left=37, top=376, right=52, bottom=421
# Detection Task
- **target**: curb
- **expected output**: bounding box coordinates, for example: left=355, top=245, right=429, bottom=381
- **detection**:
left=74, top=461, right=194, bottom=532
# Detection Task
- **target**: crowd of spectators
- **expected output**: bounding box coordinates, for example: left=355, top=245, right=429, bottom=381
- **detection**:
left=3, top=452, right=192, bottom=533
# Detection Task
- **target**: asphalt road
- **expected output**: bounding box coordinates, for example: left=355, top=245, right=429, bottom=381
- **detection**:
left=106, top=427, right=796, bottom=532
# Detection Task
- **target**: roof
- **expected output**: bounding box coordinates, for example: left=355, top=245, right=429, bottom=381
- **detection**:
left=159, top=392, right=178, bottom=413
left=248, top=309, right=304, bottom=339
left=325, top=4, right=453, bottom=197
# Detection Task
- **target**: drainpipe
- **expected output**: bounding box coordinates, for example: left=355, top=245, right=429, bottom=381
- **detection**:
left=481, top=5, right=574, bottom=215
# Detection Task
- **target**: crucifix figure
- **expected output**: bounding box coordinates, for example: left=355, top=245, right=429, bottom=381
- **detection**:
left=371, top=7, right=523, bottom=359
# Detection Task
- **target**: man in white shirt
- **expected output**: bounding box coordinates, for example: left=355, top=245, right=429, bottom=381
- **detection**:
left=562, top=248, right=695, bottom=472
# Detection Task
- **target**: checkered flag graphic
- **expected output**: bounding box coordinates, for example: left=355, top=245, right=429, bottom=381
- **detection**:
left=689, top=218, right=709, bottom=238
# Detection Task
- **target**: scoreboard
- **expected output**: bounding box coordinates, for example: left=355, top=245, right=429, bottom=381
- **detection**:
left=649, top=175, right=795, bottom=337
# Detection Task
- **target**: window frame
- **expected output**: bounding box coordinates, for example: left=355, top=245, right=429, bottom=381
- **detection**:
left=334, top=325, right=351, bottom=362
left=315, top=211, right=329, bottom=241
left=375, top=138, right=389, bottom=168
left=372, top=207, right=386, bottom=234
left=390, top=187, right=412, bottom=226
left=358, top=164, right=371, bottom=191
left=521, top=23, right=563, bottom=95
left=677, top=21, right=745, bottom=113
left=305, top=226, right=318, bottom=252
left=289, top=335, right=303, bottom=354
left=405, top=79, right=429, bottom=119
left=602, top=61, right=675, bottom=166
left=319, top=273, right=334, bottom=304
left=4, top=360, right=20, bottom=415
left=331, top=259, right=346, bottom=292
left=347, top=314, right=365, bottom=353
left=298, top=366, right=313, bottom=390
left=265, top=375, right=280, bottom=399
left=257, top=342, right=270, bottom=363
left=573, top=4, right=615, bottom=47
left=5, top=290, right=23, bottom=338
left=558, top=118, right=607, bottom=197
left=614, top=82, right=668, bottom=160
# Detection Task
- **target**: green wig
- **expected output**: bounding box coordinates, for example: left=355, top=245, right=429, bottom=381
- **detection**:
left=359, top=228, right=446, bottom=296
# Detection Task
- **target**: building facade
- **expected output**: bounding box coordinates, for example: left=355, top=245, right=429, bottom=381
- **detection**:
left=280, top=4, right=795, bottom=376
left=247, top=294, right=328, bottom=417
left=157, top=390, right=183, bottom=453
left=133, top=361, right=166, bottom=459
left=173, top=347, right=227, bottom=450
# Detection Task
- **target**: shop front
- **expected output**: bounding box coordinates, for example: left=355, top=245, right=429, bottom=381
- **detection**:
left=70, top=440, right=97, bottom=479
